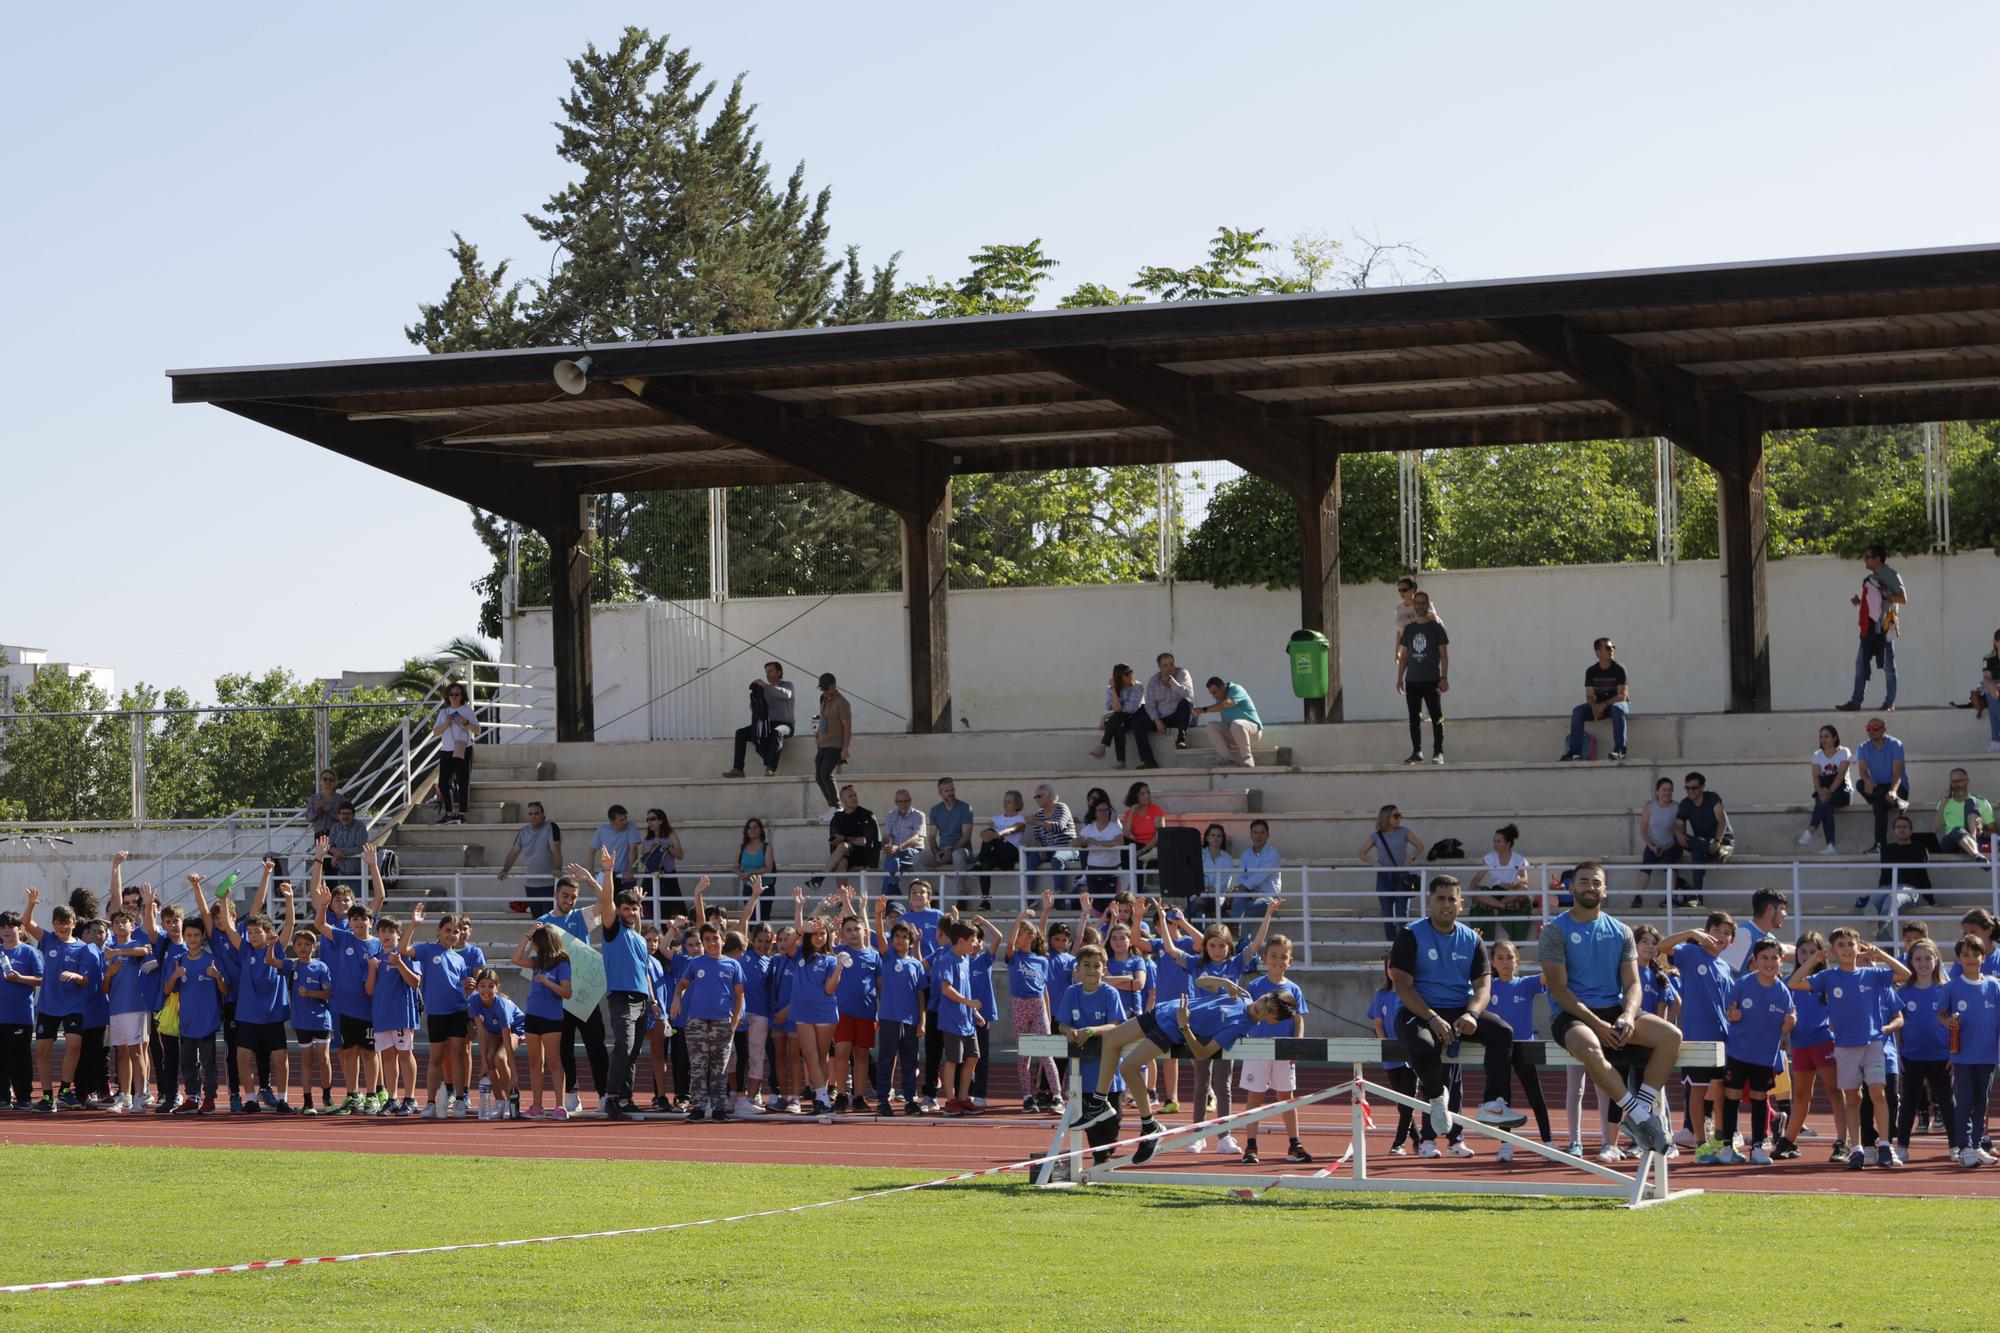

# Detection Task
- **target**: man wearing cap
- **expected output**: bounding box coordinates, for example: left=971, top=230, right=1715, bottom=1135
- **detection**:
left=815, top=673, right=852, bottom=813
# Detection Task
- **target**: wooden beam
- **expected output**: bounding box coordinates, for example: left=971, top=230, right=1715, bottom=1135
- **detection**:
left=624, top=377, right=923, bottom=512
left=902, top=458, right=952, bottom=733
left=1033, top=347, right=1315, bottom=498
left=1299, top=448, right=1342, bottom=723
left=780, top=378, right=1095, bottom=419
left=1260, top=377, right=1588, bottom=421
left=943, top=434, right=1206, bottom=474
left=1716, top=430, right=1770, bottom=713
left=871, top=407, right=1135, bottom=443
left=544, top=485, right=596, bottom=742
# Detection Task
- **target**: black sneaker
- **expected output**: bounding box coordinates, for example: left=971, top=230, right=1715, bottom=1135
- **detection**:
left=711, top=1110, right=731, bottom=1124
left=1240, top=1142, right=1260, bottom=1164
left=1069, top=1093, right=1116, bottom=1131
left=1829, top=1139, right=1847, bottom=1163
left=1286, top=1143, right=1315, bottom=1163
left=605, top=1100, right=629, bottom=1121
left=849, top=1096, right=872, bottom=1115
left=903, top=1101, right=926, bottom=1116
left=1131, top=1118, right=1165, bottom=1165
left=1772, top=1135, right=1799, bottom=1160
left=685, top=1107, right=707, bottom=1123
left=649, top=1096, right=671, bottom=1112
left=831, top=1093, right=850, bottom=1113
left=1403, top=752, right=1425, bottom=765
left=1876, top=1143, right=1896, bottom=1168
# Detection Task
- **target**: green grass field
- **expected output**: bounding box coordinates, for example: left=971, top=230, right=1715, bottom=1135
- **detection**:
left=0, top=1145, right=1985, bottom=1330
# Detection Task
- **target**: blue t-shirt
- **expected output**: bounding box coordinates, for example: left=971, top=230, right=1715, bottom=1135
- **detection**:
left=934, top=951, right=977, bottom=1036
left=1879, top=990, right=1902, bottom=1076
left=1058, top=981, right=1127, bottom=1093
left=175, top=951, right=225, bottom=1039
left=233, top=937, right=291, bottom=1025
left=835, top=946, right=881, bottom=1019
left=81, top=945, right=109, bottom=1028
left=412, top=941, right=473, bottom=1016
left=680, top=954, right=745, bottom=1022
left=0, top=942, right=43, bottom=1023
left=1401, top=919, right=1485, bottom=1009
left=538, top=908, right=592, bottom=942
left=1192, top=942, right=1255, bottom=988
left=923, top=947, right=949, bottom=1014
left=1488, top=975, right=1544, bottom=1039
left=470, top=991, right=526, bottom=1037
left=1789, top=978, right=1833, bottom=1048
left=1171, top=995, right=1257, bottom=1052
left=1366, top=989, right=1407, bottom=1070
left=1640, top=968, right=1680, bottom=1018
left=1149, top=932, right=1200, bottom=1004
left=34, top=934, right=95, bottom=1018
left=600, top=919, right=652, bottom=996
left=1809, top=965, right=1896, bottom=1046
left=105, top=937, right=153, bottom=1017
left=1046, top=950, right=1077, bottom=1006
left=1725, top=974, right=1794, bottom=1067
left=1671, top=943, right=1733, bottom=1042
left=1007, top=952, right=1050, bottom=1001
left=1107, top=954, right=1150, bottom=1014
left=524, top=960, right=571, bottom=1022
left=369, top=955, right=422, bottom=1031
left=155, top=941, right=187, bottom=1014
left=787, top=953, right=841, bottom=1026
left=326, top=930, right=382, bottom=1021
left=878, top=953, right=926, bottom=1027
left=209, top=933, right=242, bottom=1002
left=287, top=958, right=333, bottom=1032
left=899, top=908, right=945, bottom=958
left=1896, top=984, right=1950, bottom=1063
left=1547, top=911, right=1635, bottom=1009
left=1247, top=975, right=1306, bottom=1039
left=1945, top=974, right=2000, bottom=1065
left=970, top=952, right=997, bottom=1021
left=737, top=950, right=774, bottom=1020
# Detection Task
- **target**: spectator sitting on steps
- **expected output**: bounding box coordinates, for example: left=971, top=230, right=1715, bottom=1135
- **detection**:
left=723, top=662, right=794, bottom=778
left=1979, top=628, right=2000, bottom=753
left=1562, top=637, right=1629, bottom=762
left=821, top=785, right=880, bottom=885
left=1935, top=768, right=1993, bottom=864
left=1090, top=662, right=1157, bottom=770
left=1852, top=717, right=1910, bottom=855
left=1145, top=652, right=1196, bottom=751
left=1193, top=677, right=1263, bottom=769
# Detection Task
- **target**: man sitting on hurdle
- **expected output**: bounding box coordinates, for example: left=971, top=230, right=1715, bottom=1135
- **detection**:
left=1539, top=860, right=1682, bottom=1156
left=1389, top=874, right=1528, bottom=1152
left=1068, top=977, right=1297, bottom=1164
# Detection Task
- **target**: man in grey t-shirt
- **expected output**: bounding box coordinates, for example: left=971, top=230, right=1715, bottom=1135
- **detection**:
left=500, top=800, right=563, bottom=914
left=725, top=661, right=796, bottom=778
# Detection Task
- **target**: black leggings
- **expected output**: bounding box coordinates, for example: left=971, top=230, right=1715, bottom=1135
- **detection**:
left=921, top=1008, right=944, bottom=1098
left=0, top=1023, right=31, bottom=1102
left=561, top=1006, right=608, bottom=1097
left=1395, top=1006, right=1511, bottom=1118
left=1405, top=681, right=1443, bottom=754
left=439, top=750, right=472, bottom=814
left=671, top=1025, right=690, bottom=1099
left=1896, top=1059, right=1952, bottom=1148
left=1498, top=1046, right=1554, bottom=1141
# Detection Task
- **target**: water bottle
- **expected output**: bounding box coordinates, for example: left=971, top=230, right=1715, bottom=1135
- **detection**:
left=478, top=1077, right=492, bottom=1118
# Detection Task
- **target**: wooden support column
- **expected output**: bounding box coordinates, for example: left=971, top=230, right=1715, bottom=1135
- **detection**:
left=1299, top=447, right=1343, bottom=723
left=545, top=487, right=596, bottom=742
left=901, top=460, right=952, bottom=733
left=1715, top=431, right=1770, bottom=713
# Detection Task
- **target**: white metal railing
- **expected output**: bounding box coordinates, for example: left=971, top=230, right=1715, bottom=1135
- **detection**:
left=110, top=663, right=551, bottom=908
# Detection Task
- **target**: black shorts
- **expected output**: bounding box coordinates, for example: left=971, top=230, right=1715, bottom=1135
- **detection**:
left=427, top=1013, right=470, bottom=1043
left=35, top=1013, right=82, bottom=1039
left=338, top=1015, right=376, bottom=1050
left=1683, top=1065, right=1727, bottom=1084
left=293, top=1027, right=332, bottom=1047
left=1549, top=1003, right=1627, bottom=1049
left=525, top=1015, right=564, bottom=1036
left=1723, top=1057, right=1776, bottom=1094
left=238, top=1019, right=288, bottom=1056
left=940, top=1030, right=978, bottom=1064
left=1138, top=1010, right=1176, bottom=1052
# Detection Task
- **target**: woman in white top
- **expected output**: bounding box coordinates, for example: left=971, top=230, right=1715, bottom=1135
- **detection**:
left=1089, top=663, right=1157, bottom=770
left=431, top=682, right=478, bottom=825
left=972, top=788, right=1028, bottom=911
left=1073, top=798, right=1130, bottom=896
left=1799, top=723, right=1853, bottom=854
left=1198, top=822, right=1236, bottom=920
left=1468, top=822, right=1532, bottom=940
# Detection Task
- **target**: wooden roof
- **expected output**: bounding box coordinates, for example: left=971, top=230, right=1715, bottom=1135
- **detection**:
left=169, top=243, right=2000, bottom=527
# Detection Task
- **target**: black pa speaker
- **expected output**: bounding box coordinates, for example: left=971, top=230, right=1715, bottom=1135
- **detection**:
left=1156, top=825, right=1202, bottom=899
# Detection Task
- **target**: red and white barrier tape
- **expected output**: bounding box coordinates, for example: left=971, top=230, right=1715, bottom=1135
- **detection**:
left=3, top=1097, right=1311, bottom=1294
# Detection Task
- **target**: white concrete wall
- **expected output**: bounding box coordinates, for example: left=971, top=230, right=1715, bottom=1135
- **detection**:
left=506, top=550, right=1999, bottom=739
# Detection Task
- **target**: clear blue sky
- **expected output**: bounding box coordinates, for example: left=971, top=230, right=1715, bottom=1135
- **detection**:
left=6, top=1, right=1995, bottom=698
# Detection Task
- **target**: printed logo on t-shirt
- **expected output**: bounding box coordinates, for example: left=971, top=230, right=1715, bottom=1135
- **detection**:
left=1958, top=999, right=1969, bottom=1012
left=1907, top=1000, right=1919, bottom=1011
left=1427, top=948, right=1439, bottom=961
left=1697, top=964, right=1709, bottom=976
left=1569, top=932, right=1582, bottom=944
left=1832, top=986, right=1844, bottom=999
left=696, top=968, right=706, bottom=979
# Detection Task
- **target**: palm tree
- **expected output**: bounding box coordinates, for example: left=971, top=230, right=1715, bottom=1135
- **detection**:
left=388, top=636, right=498, bottom=705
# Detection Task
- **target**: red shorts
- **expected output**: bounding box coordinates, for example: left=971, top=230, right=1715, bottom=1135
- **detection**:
left=834, top=1014, right=877, bottom=1047
left=1791, top=1039, right=1836, bottom=1074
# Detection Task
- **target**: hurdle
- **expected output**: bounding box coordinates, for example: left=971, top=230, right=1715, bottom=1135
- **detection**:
left=1023, top=1035, right=1723, bottom=1209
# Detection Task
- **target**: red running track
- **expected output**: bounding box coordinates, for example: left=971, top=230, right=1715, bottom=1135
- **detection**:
left=7, top=1106, right=1999, bottom=1199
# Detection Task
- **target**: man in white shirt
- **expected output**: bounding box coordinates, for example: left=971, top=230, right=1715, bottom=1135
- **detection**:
left=1144, top=652, right=1197, bottom=751
left=1235, top=819, right=1281, bottom=920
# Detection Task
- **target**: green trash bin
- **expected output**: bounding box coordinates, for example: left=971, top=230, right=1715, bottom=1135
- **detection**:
left=1288, top=629, right=1330, bottom=700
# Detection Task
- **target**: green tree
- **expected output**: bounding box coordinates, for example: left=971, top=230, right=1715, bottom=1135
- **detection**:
left=1173, top=454, right=1423, bottom=589
left=0, top=669, right=128, bottom=822
left=469, top=524, right=643, bottom=638
left=1132, top=227, right=1305, bottom=301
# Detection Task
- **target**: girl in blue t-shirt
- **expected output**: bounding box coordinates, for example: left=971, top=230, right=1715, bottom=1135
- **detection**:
left=1488, top=939, right=1551, bottom=1152
left=1368, top=955, right=1415, bottom=1154
left=1777, top=931, right=1845, bottom=1160
left=509, top=923, right=572, bottom=1119
left=1003, top=910, right=1062, bottom=1113
left=769, top=925, right=801, bottom=1113
left=777, top=907, right=840, bottom=1115
left=1943, top=936, right=2000, bottom=1165
left=1893, top=938, right=1952, bottom=1158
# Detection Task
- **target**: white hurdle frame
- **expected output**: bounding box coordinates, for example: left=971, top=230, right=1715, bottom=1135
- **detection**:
left=1024, top=1035, right=1722, bottom=1209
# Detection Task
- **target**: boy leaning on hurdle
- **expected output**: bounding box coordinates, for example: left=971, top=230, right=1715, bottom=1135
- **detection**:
left=1068, top=977, right=1297, bottom=1164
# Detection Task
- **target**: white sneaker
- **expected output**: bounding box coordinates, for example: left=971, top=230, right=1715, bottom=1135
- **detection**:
left=1797, top=828, right=1815, bottom=845
left=1475, top=1098, right=1526, bottom=1128
left=823, top=808, right=839, bottom=825
left=1418, top=1141, right=1440, bottom=1158
left=104, top=1095, right=126, bottom=1115
left=447, top=1097, right=467, bottom=1120
left=565, top=1092, right=582, bottom=1115
left=733, top=1096, right=766, bottom=1117
left=1979, top=1148, right=2000, bottom=1166
left=1497, top=1142, right=1515, bottom=1163
left=1216, top=1135, right=1243, bottom=1155
left=1428, top=1095, right=1451, bottom=1135
left=1819, top=842, right=1839, bottom=855
left=1187, top=1137, right=1209, bottom=1155
left=1716, top=1145, right=1743, bottom=1165
left=1664, top=1145, right=1681, bottom=1160
left=1672, top=1128, right=1698, bottom=1149
left=1964, top=1148, right=1984, bottom=1168
left=1447, top=1141, right=1475, bottom=1157
left=1597, top=1145, right=1626, bottom=1162
left=1989, top=740, right=2000, bottom=754
left=1749, top=1145, right=1773, bottom=1165
left=420, top=1101, right=440, bottom=1120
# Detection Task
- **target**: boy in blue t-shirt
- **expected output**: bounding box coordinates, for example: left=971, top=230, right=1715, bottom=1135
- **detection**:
left=364, top=917, right=424, bottom=1116
left=1943, top=935, right=2000, bottom=1166
left=669, top=923, right=746, bottom=1121
left=830, top=905, right=882, bottom=1113
left=1057, top=944, right=1127, bottom=1162
left=101, top=906, right=156, bottom=1114
left=285, top=928, right=334, bottom=1114
left=165, top=918, right=227, bottom=1113
left=929, top=922, right=986, bottom=1115
left=22, top=890, right=98, bottom=1112
left=872, top=921, right=928, bottom=1113
left=312, top=874, right=386, bottom=1115
left=1662, top=914, right=1737, bottom=1159
left=1720, top=937, right=1794, bottom=1165
left=1790, top=927, right=1911, bottom=1170
left=0, top=909, right=44, bottom=1109
left=406, top=903, right=474, bottom=1119
left=1239, top=935, right=1312, bottom=1166
left=215, top=889, right=299, bottom=1115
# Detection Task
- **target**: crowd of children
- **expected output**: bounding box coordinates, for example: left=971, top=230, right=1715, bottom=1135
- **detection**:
left=6, top=849, right=2000, bottom=1175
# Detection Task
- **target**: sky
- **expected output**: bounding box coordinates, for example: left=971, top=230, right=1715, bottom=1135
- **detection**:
left=5, top=1, right=1996, bottom=699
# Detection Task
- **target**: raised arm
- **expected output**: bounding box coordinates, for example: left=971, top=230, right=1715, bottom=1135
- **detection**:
left=249, top=857, right=275, bottom=919
left=1150, top=904, right=1192, bottom=967
left=109, top=848, right=129, bottom=907
left=20, top=887, right=42, bottom=943
left=363, top=843, right=387, bottom=917
left=1002, top=908, right=1031, bottom=960
left=1860, top=942, right=1912, bottom=985
left=1245, top=896, right=1279, bottom=960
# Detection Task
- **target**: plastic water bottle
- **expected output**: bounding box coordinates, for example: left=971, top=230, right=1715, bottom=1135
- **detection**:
left=478, top=1077, right=492, bottom=1119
